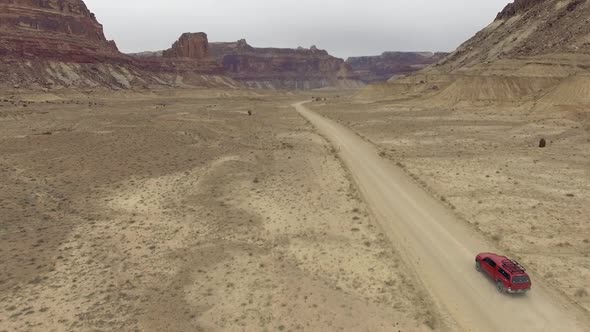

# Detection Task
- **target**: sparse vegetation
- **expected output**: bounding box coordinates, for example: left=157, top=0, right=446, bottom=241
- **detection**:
left=539, top=138, right=547, bottom=148
left=574, top=288, right=588, bottom=298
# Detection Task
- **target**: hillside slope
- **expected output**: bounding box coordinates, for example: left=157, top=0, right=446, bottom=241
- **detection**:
left=368, top=0, right=590, bottom=108
left=437, top=0, right=590, bottom=74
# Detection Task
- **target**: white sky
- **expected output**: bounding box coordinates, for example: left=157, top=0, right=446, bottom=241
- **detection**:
left=84, top=0, right=510, bottom=59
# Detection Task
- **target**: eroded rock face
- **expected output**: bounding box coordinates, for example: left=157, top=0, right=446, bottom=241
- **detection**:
left=162, top=32, right=209, bottom=59
left=346, top=52, right=449, bottom=83
left=208, top=39, right=353, bottom=89
left=0, top=0, right=124, bottom=62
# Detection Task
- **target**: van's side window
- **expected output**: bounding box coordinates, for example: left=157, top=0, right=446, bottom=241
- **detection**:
left=498, top=268, right=510, bottom=280
left=484, top=258, right=497, bottom=268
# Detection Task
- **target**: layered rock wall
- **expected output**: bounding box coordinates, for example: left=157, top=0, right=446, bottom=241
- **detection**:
left=209, top=40, right=353, bottom=89
left=0, top=0, right=359, bottom=90
left=0, top=0, right=124, bottom=62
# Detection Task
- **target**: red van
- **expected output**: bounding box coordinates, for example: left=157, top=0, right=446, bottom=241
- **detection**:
left=475, top=253, right=532, bottom=294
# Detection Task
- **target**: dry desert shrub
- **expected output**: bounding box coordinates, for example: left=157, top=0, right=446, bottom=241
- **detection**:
left=539, top=138, right=547, bottom=148
left=574, top=288, right=588, bottom=298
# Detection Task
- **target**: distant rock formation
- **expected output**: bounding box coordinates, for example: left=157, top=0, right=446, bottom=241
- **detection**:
left=208, top=39, right=356, bottom=89
left=0, top=0, right=360, bottom=90
left=132, top=32, right=222, bottom=74
left=346, top=52, right=449, bottom=83
left=0, top=0, right=125, bottom=62
left=162, top=32, right=209, bottom=59
left=130, top=37, right=360, bottom=89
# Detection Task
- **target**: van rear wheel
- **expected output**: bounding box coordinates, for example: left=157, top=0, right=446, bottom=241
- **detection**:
left=475, top=261, right=482, bottom=272
left=496, top=281, right=505, bottom=293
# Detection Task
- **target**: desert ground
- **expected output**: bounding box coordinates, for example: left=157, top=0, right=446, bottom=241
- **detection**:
left=0, top=89, right=440, bottom=331
left=307, top=94, right=590, bottom=317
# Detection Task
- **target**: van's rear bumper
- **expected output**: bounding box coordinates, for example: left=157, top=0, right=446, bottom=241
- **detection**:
left=507, top=287, right=530, bottom=294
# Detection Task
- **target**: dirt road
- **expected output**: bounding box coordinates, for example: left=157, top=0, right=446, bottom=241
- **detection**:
left=294, top=101, right=588, bottom=332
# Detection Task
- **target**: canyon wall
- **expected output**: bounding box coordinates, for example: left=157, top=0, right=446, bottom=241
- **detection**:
left=346, top=52, right=448, bottom=83
left=0, top=0, right=359, bottom=90
left=209, top=40, right=357, bottom=89
left=0, top=0, right=124, bottom=62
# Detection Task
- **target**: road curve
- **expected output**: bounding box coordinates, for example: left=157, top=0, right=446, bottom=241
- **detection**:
left=294, top=101, right=588, bottom=332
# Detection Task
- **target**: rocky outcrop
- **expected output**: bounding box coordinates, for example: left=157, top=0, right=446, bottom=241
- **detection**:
left=209, top=39, right=355, bottom=89
left=346, top=52, right=449, bottom=83
left=0, top=0, right=125, bottom=62
left=132, top=32, right=222, bottom=74
left=162, top=32, right=209, bottom=59
left=495, top=0, right=546, bottom=20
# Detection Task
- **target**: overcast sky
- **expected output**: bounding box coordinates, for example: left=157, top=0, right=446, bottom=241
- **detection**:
left=85, top=0, right=510, bottom=59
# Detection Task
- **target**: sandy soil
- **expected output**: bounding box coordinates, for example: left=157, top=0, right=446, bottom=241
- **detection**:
left=0, top=89, right=438, bottom=331
left=307, top=96, right=590, bottom=318
left=296, top=102, right=588, bottom=332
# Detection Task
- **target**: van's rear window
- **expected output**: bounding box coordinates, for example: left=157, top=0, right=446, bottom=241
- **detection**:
left=513, top=276, right=530, bottom=284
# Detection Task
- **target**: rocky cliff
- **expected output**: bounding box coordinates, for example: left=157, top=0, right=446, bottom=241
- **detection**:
left=346, top=52, right=448, bottom=83
left=0, top=0, right=124, bottom=62
left=209, top=39, right=358, bottom=89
